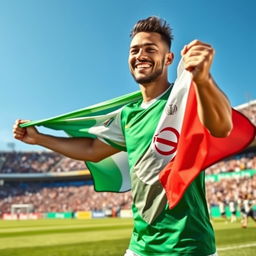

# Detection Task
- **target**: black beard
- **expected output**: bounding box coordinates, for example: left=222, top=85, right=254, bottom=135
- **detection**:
left=132, top=68, right=163, bottom=84
left=131, top=59, right=165, bottom=84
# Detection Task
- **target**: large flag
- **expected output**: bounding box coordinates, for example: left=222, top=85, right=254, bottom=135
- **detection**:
left=21, top=90, right=142, bottom=193
left=158, top=73, right=256, bottom=208
left=21, top=60, right=256, bottom=209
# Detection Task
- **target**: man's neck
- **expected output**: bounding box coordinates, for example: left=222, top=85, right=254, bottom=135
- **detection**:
left=140, top=80, right=170, bottom=102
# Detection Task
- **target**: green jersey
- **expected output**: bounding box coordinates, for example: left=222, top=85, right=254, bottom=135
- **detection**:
left=99, top=87, right=216, bottom=255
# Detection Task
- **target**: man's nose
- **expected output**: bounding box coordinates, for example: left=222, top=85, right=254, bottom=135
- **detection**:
left=137, top=49, right=148, bottom=60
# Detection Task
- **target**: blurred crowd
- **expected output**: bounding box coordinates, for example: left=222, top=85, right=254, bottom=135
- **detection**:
left=0, top=182, right=132, bottom=214
left=0, top=174, right=255, bottom=216
left=206, top=175, right=256, bottom=208
left=206, top=174, right=256, bottom=226
left=0, top=151, right=86, bottom=173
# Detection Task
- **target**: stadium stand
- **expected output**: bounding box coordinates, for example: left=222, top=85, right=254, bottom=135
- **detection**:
left=0, top=151, right=59, bottom=173
left=0, top=181, right=132, bottom=215
left=0, top=151, right=86, bottom=173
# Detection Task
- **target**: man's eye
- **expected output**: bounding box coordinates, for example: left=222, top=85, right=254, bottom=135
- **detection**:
left=147, top=48, right=156, bottom=53
left=130, top=49, right=138, bottom=54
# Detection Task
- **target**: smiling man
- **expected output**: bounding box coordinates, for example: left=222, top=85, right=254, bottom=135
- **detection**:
left=129, top=31, right=174, bottom=106
left=13, top=16, right=234, bottom=255
left=121, top=17, right=232, bottom=256
left=129, top=32, right=173, bottom=84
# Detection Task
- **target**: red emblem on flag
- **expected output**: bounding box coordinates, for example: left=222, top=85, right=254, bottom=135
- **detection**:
left=153, top=127, right=180, bottom=155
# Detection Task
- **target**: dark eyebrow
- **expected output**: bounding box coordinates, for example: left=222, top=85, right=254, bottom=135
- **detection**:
left=130, top=43, right=158, bottom=49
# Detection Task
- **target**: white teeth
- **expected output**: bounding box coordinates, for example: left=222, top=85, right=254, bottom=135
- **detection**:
left=136, top=63, right=151, bottom=69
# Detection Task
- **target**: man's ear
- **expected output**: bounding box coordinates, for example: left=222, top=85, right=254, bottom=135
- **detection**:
left=165, top=52, right=174, bottom=66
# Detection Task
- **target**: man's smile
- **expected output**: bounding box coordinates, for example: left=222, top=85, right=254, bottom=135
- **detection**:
left=134, top=61, right=153, bottom=71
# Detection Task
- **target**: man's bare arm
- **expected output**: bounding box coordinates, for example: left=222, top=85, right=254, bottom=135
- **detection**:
left=13, top=120, right=120, bottom=162
left=182, top=40, right=233, bottom=137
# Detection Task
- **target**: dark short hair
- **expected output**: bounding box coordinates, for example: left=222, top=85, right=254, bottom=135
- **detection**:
left=130, top=16, right=173, bottom=49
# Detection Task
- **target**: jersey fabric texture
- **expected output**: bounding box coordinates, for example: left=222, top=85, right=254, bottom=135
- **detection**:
left=99, top=88, right=216, bottom=255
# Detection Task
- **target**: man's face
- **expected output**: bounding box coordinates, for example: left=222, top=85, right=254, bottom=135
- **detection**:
left=129, top=32, right=172, bottom=84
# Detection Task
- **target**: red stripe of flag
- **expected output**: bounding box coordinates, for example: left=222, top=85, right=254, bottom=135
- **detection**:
left=159, top=82, right=256, bottom=209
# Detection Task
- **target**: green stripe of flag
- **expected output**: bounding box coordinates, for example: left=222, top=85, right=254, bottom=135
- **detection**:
left=86, top=158, right=124, bottom=192
left=21, top=90, right=141, bottom=128
left=19, top=90, right=140, bottom=192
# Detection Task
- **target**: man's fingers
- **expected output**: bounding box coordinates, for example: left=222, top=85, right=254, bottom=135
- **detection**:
left=181, top=40, right=213, bottom=55
left=13, top=127, right=25, bottom=137
left=13, top=119, right=28, bottom=139
left=183, top=58, right=202, bottom=72
left=185, top=39, right=211, bottom=50
left=13, top=130, right=25, bottom=140
left=181, top=39, right=215, bottom=78
left=13, top=127, right=25, bottom=134
left=182, top=45, right=214, bottom=58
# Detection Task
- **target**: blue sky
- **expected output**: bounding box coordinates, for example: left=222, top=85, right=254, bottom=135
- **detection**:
left=0, top=0, right=255, bottom=151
